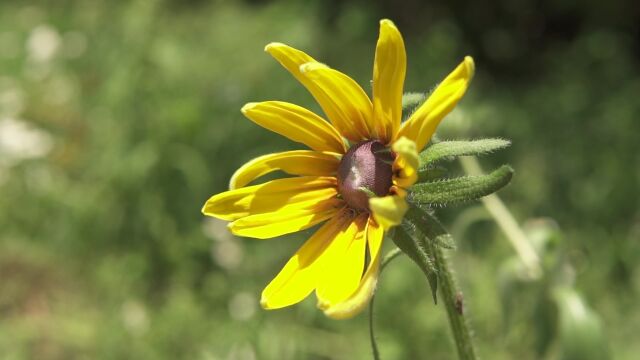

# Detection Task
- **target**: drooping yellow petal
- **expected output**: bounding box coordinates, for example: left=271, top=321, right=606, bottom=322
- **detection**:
left=322, top=218, right=385, bottom=319
left=229, top=199, right=343, bottom=239
left=391, top=136, right=419, bottom=189
left=372, top=19, right=406, bottom=143
left=261, top=208, right=355, bottom=309
left=299, top=62, right=374, bottom=142
left=316, top=214, right=368, bottom=308
left=241, top=101, right=346, bottom=154
left=369, top=195, right=408, bottom=230
left=202, top=176, right=337, bottom=221
left=395, top=56, right=475, bottom=151
left=229, top=150, right=340, bottom=190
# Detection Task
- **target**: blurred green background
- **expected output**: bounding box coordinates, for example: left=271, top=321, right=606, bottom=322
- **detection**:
left=1, top=0, right=638, bottom=359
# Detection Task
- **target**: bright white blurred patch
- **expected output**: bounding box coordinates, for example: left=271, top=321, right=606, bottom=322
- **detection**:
left=228, top=291, right=256, bottom=321
left=0, top=117, right=53, bottom=166
left=565, top=290, right=587, bottom=319
left=121, top=300, right=149, bottom=336
left=212, top=240, right=243, bottom=271
left=202, top=218, right=234, bottom=243
left=204, top=218, right=245, bottom=270
left=27, top=24, right=60, bottom=63
left=228, top=342, right=256, bottom=360
left=0, top=77, right=25, bottom=116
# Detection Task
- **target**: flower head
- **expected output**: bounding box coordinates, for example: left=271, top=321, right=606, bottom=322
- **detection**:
left=202, top=19, right=474, bottom=319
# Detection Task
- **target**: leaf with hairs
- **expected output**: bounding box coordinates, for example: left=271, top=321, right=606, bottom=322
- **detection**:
left=411, top=165, right=514, bottom=206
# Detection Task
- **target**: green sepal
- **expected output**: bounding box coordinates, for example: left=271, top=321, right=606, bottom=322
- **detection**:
left=419, top=139, right=511, bottom=168
left=434, top=233, right=457, bottom=250
left=393, top=204, right=458, bottom=304
left=417, top=165, right=449, bottom=183
left=392, top=224, right=439, bottom=304
left=411, top=165, right=514, bottom=206
left=401, top=92, right=426, bottom=121
left=401, top=92, right=426, bottom=111
left=406, top=203, right=456, bottom=247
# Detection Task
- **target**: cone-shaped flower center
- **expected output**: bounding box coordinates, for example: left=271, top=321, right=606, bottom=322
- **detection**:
left=337, top=140, right=394, bottom=212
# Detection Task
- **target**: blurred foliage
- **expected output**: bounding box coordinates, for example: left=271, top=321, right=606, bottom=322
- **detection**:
left=0, top=0, right=639, bottom=359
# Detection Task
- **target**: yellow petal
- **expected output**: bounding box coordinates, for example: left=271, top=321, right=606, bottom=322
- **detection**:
left=261, top=208, right=355, bottom=309
left=316, top=214, right=368, bottom=308
left=229, top=199, right=343, bottom=239
left=265, top=42, right=373, bottom=143
left=322, top=218, right=385, bottom=319
left=372, top=19, right=406, bottom=143
left=264, top=42, right=319, bottom=94
left=241, top=101, right=346, bottom=154
left=391, top=136, right=419, bottom=189
left=202, top=176, right=337, bottom=221
left=369, top=195, right=408, bottom=230
left=229, top=150, right=340, bottom=190
left=395, top=56, right=475, bottom=151
left=299, top=62, right=374, bottom=142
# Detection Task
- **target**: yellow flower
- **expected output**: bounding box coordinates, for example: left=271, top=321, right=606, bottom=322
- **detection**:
left=202, top=19, right=474, bottom=319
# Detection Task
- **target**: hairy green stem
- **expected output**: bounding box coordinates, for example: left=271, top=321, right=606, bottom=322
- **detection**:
left=431, top=241, right=478, bottom=360
left=405, top=206, right=478, bottom=360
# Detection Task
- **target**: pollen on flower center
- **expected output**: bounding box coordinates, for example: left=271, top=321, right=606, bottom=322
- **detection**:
left=337, top=140, right=394, bottom=212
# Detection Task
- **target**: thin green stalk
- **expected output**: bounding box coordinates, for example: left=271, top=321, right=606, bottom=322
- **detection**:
left=369, top=294, right=380, bottom=360
left=369, top=247, right=402, bottom=360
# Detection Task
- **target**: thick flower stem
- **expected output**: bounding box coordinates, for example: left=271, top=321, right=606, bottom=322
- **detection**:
left=431, top=241, right=478, bottom=360
left=404, top=206, right=478, bottom=360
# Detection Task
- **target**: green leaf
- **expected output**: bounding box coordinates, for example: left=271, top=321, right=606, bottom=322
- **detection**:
left=399, top=204, right=460, bottom=303
left=406, top=203, right=458, bottom=250
left=419, top=139, right=511, bottom=168
left=411, top=165, right=514, bottom=206
left=406, top=203, right=448, bottom=238
left=392, top=224, right=439, bottom=304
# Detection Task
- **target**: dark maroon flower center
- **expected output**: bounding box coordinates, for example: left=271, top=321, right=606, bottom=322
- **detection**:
left=337, top=140, right=394, bottom=212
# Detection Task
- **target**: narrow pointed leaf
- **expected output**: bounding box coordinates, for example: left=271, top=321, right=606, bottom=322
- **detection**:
left=411, top=165, right=514, bottom=206
left=398, top=205, right=457, bottom=303
left=392, top=224, right=438, bottom=303
left=419, top=139, right=511, bottom=168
